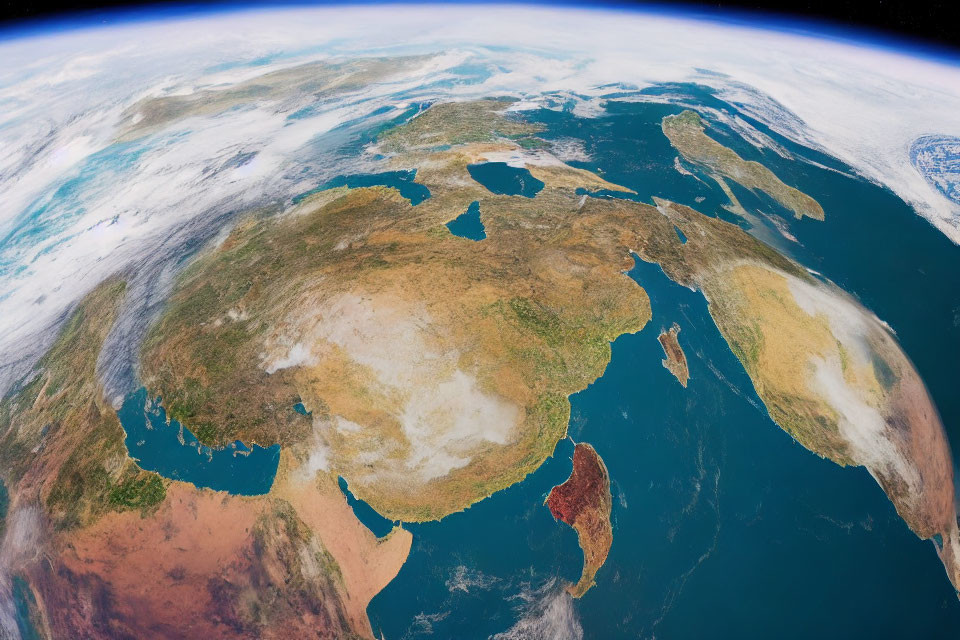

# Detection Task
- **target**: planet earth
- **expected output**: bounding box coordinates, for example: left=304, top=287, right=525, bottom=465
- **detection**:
left=1, top=4, right=960, bottom=639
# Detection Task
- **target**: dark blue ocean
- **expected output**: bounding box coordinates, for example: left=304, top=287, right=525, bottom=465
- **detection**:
left=365, top=92, right=960, bottom=638
left=103, top=87, right=960, bottom=637
left=117, top=387, right=280, bottom=495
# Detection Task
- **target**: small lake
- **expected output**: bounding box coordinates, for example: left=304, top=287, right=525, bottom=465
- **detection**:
left=293, top=401, right=311, bottom=416
left=117, top=387, right=280, bottom=496
left=445, top=200, right=486, bottom=240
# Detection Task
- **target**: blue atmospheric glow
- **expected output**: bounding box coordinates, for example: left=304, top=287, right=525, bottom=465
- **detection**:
left=0, top=1, right=958, bottom=68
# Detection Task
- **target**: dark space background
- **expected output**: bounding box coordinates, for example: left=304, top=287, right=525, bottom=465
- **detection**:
left=0, top=0, right=957, bottom=51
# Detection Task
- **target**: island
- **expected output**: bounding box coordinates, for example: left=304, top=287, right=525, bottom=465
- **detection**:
left=658, top=322, right=690, bottom=387
left=546, top=442, right=613, bottom=598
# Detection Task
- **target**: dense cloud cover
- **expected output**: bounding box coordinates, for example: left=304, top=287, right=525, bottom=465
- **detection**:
left=0, top=4, right=958, bottom=400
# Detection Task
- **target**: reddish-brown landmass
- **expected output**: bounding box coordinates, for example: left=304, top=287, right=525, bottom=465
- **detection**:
left=22, top=464, right=411, bottom=640
left=658, top=322, right=689, bottom=387
left=546, top=443, right=613, bottom=598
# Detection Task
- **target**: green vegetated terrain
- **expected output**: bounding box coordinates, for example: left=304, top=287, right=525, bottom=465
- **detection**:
left=0, top=280, right=167, bottom=530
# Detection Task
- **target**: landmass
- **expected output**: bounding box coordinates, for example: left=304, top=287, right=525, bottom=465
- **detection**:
left=1, top=85, right=659, bottom=636
left=662, top=110, right=825, bottom=221
left=117, top=56, right=436, bottom=141
left=139, top=90, right=960, bottom=591
left=546, top=443, right=613, bottom=598
left=658, top=322, right=689, bottom=387
left=2, top=57, right=958, bottom=638
left=646, top=197, right=960, bottom=591
left=138, top=99, right=654, bottom=522
left=0, top=281, right=410, bottom=638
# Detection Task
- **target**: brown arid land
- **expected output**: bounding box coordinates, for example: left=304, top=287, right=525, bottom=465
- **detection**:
left=1, top=60, right=957, bottom=638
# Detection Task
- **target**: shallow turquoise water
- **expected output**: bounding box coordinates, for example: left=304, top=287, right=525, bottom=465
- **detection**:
left=0, top=140, right=149, bottom=280
left=467, top=162, right=544, bottom=198
left=446, top=200, right=486, bottom=241
left=11, top=575, right=40, bottom=640
left=365, top=94, right=960, bottom=637
left=117, top=387, right=280, bottom=495
left=298, top=101, right=431, bottom=159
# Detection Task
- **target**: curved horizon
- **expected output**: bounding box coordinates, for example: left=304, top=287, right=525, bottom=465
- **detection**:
left=1, top=0, right=959, bottom=66
left=0, top=3, right=959, bottom=637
